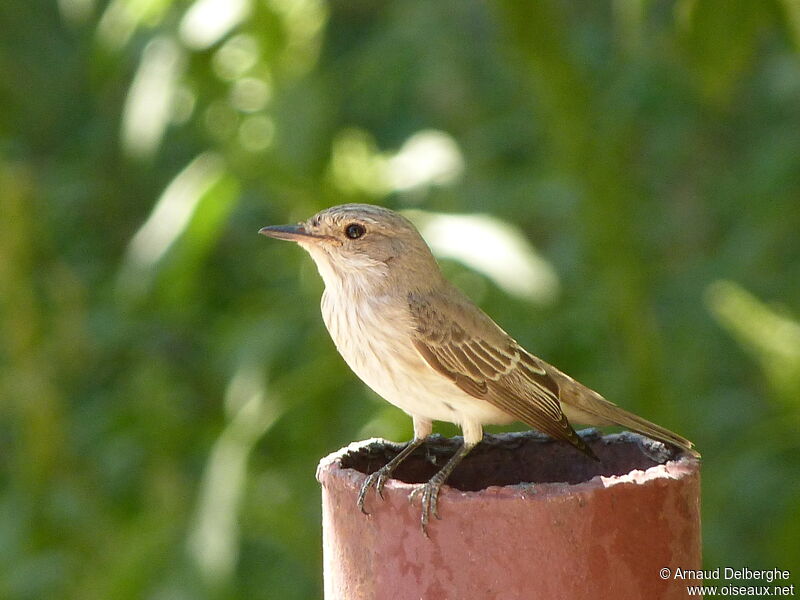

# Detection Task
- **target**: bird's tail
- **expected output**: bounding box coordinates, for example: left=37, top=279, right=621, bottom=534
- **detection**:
left=558, top=378, right=700, bottom=458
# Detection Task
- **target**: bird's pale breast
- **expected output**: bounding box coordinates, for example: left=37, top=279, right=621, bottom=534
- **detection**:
left=320, top=288, right=512, bottom=427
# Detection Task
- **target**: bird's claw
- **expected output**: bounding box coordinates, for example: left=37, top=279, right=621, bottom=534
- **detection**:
left=357, top=467, right=392, bottom=515
left=408, top=478, right=444, bottom=536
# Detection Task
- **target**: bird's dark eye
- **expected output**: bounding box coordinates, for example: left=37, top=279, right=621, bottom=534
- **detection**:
left=345, top=223, right=365, bottom=239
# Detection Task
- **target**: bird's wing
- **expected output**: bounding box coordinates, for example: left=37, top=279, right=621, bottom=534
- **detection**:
left=407, top=290, right=595, bottom=458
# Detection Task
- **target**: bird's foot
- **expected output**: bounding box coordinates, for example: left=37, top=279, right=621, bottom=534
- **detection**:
left=357, top=464, right=394, bottom=515
left=408, top=473, right=445, bottom=537
left=356, top=437, right=428, bottom=515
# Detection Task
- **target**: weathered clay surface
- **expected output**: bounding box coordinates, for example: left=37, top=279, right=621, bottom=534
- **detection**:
left=318, top=431, right=701, bottom=600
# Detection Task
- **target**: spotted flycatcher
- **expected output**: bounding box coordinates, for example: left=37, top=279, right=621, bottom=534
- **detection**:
left=260, top=204, right=698, bottom=531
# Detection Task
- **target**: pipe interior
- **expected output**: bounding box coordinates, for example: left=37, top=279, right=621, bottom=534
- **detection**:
left=338, top=430, right=681, bottom=491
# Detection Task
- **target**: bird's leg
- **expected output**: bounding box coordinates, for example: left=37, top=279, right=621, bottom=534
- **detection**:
left=357, top=436, right=428, bottom=514
left=409, top=440, right=475, bottom=536
left=357, top=417, right=433, bottom=515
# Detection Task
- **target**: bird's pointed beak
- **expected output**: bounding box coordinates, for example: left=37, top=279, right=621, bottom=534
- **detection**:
left=258, top=223, right=316, bottom=242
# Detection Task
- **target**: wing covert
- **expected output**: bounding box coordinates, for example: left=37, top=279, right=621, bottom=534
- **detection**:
left=408, top=291, right=596, bottom=457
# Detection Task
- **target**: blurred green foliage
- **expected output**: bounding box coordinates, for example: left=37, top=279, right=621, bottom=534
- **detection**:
left=1, top=0, right=799, bottom=597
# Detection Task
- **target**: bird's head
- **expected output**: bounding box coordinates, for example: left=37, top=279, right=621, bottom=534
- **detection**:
left=259, top=204, right=441, bottom=293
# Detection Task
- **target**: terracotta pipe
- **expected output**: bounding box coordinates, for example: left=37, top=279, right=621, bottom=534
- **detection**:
left=317, top=431, right=701, bottom=600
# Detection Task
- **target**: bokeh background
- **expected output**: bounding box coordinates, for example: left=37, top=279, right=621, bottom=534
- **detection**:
left=2, top=0, right=799, bottom=598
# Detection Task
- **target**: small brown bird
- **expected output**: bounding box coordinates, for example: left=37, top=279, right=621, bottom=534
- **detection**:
left=260, top=204, right=698, bottom=531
